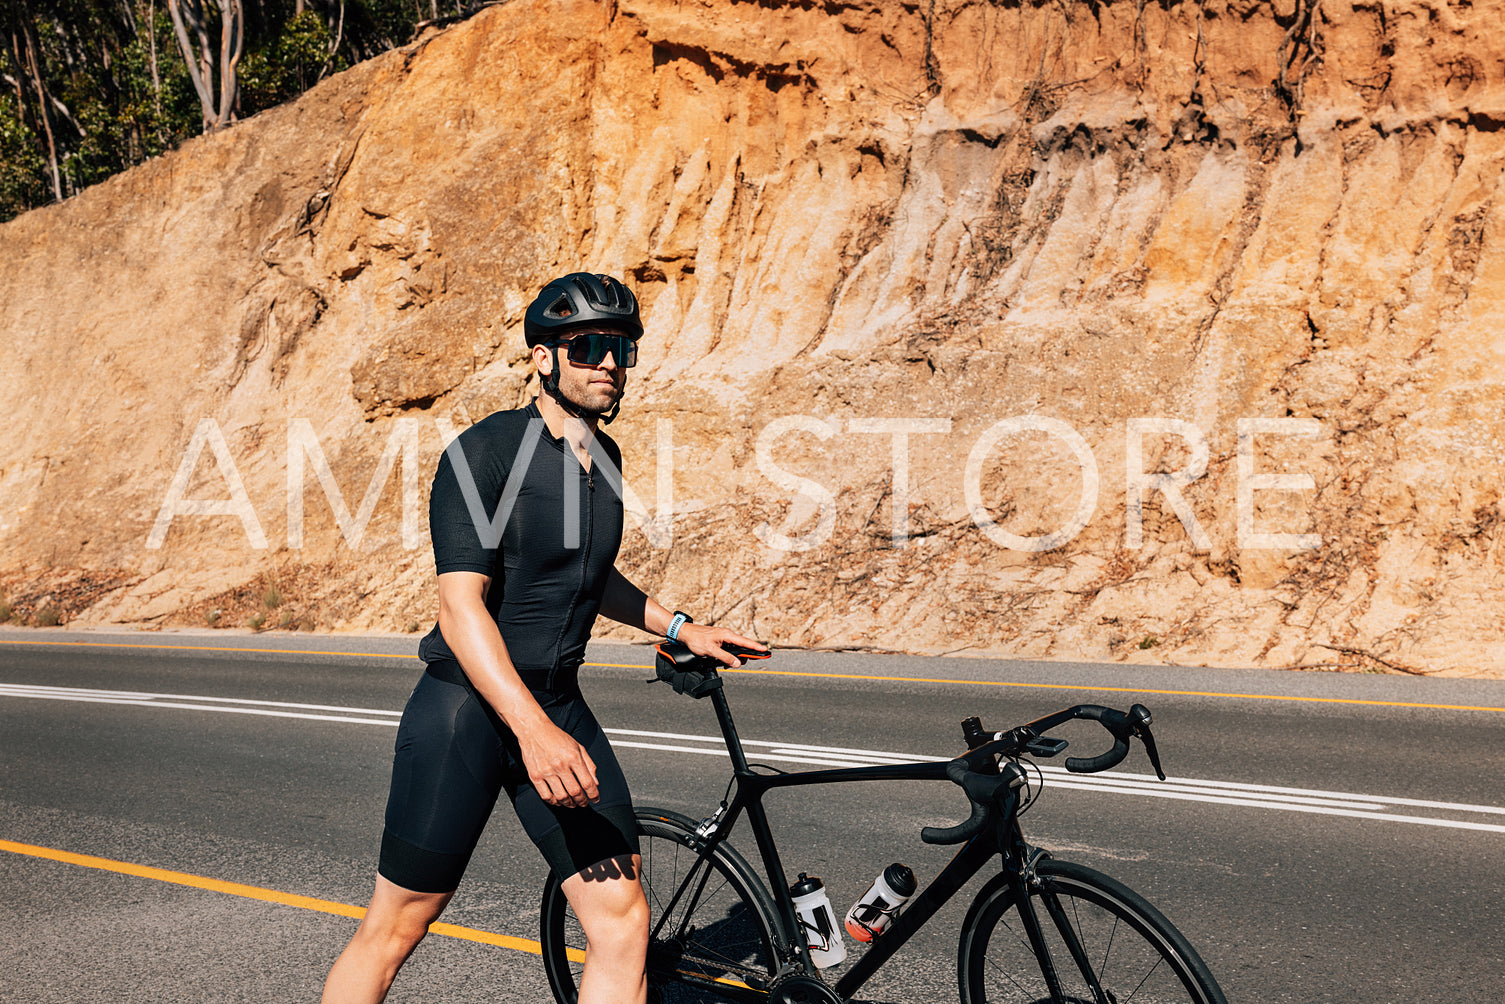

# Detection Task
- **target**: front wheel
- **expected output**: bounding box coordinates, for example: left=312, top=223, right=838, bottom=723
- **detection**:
left=958, top=858, right=1227, bottom=1004
left=540, top=806, right=784, bottom=1003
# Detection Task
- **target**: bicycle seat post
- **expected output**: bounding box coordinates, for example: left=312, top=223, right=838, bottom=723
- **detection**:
left=708, top=685, right=754, bottom=775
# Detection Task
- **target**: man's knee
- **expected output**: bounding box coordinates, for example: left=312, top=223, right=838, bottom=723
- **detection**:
left=355, top=909, right=432, bottom=961
left=567, top=856, right=649, bottom=943
left=357, top=878, right=451, bottom=962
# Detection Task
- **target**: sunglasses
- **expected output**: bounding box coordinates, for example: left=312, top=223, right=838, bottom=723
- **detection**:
left=550, top=333, right=638, bottom=368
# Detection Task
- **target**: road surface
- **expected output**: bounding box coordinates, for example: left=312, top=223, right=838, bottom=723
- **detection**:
left=2, top=628, right=1502, bottom=1002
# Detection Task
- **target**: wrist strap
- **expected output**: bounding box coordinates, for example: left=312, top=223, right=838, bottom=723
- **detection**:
left=667, top=611, right=693, bottom=642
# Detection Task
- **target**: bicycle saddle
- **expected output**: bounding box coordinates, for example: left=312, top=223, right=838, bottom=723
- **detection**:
left=652, top=640, right=769, bottom=698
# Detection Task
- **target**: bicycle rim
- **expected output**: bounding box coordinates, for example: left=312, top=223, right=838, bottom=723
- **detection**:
left=540, top=809, right=780, bottom=1003
left=959, top=859, right=1226, bottom=1004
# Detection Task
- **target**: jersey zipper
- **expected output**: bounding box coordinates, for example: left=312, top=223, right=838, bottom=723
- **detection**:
left=552, top=456, right=594, bottom=688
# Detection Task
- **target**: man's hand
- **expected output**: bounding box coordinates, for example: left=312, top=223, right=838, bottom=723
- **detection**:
left=676, top=623, right=768, bottom=668
left=516, top=717, right=600, bottom=808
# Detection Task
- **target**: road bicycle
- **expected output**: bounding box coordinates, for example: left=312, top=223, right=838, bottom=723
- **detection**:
left=539, top=642, right=1228, bottom=1004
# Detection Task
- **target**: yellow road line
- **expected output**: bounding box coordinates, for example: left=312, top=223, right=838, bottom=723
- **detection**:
left=4, top=638, right=1501, bottom=713
left=0, top=838, right=554, bottom=956
left=0, top=639, right=416, bottom=659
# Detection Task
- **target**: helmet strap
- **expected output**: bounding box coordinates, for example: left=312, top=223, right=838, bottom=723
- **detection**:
left=543, top=345, right=620, bottom=425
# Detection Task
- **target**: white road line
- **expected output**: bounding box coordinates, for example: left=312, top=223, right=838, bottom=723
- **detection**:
left=1037, top=779, right=1505, bottom=833
left=606, top=727, right=931, bottom=761
left=0, top=689, right=403, bottom=726
left=0, top=683, right=401, bottom=717
left=610, top=741, right=864, bottom=768
left=5, top=682, right=1504, bottom=831
left=1032, top=764, right=1505, bottom=816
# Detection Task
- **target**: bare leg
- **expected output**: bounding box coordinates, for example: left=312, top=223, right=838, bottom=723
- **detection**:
left=321, top=875, right=454, bottom=1004
left=562, top=854, right=649, bottom=1004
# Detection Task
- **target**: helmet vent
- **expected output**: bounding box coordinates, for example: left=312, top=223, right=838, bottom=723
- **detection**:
left=571, top=274, right=609, bottom=308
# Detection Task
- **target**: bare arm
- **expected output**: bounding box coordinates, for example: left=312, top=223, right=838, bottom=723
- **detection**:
left=437, top=571, right=599, bottom=807
left=600, top=567, right=767, bottom=666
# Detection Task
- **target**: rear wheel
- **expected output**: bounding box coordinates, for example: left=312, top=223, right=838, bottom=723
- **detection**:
left=958, top=858, right=1226, bottom=1004
left=540, top=807, right=783, bottom=1003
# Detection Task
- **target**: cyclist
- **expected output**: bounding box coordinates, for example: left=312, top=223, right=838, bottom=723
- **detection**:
left=322, top=272, right=763, bottom=1004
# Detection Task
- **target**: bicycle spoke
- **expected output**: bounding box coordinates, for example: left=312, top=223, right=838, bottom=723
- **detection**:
left=985, top=911, right=1053, bottom=1001
left=1041, top=889, right=1109, bottom=1004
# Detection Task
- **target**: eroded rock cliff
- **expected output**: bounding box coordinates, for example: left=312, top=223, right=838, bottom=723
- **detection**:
left=2, top=0, right=1503, bottom=675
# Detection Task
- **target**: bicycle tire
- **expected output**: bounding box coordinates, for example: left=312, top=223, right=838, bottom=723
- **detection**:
left=958, top=858, right=1227, bottom=1004
left=540, top=806, right=784, bottom=1003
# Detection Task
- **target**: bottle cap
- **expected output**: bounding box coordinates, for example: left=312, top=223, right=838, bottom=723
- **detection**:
left=884, top=863, right=917, bottom=897
left=790, top=872, right=825, bottom=897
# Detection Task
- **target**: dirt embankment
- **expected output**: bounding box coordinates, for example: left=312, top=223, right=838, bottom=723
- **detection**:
left=2, top=0, right=1503, bottom=676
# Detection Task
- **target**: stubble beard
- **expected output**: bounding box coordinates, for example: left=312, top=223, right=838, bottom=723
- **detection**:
left=558, top=369, right=623, bottom=417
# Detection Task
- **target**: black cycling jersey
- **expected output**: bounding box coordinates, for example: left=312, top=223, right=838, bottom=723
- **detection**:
left=418, top=401, right=625, bottom=687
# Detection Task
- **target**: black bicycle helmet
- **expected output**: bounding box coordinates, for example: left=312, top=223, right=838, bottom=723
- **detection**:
left=524, top=272, right=642, bottom=347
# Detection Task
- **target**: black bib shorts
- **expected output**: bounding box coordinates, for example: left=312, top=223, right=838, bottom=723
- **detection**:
left=377, top=660, right=639, bottom=894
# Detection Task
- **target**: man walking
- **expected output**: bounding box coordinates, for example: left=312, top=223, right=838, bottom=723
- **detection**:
left=322, top=272, right=762, bottom=1003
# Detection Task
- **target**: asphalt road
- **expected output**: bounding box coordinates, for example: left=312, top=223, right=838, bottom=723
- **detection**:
left=2, top=628, right=1503, bottom=1002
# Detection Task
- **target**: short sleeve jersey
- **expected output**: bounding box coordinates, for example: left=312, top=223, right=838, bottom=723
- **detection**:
left=417, top=401, right=625, bottom=679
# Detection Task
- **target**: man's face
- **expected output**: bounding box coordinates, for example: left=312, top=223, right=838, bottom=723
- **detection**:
left=538, top=327, right=630, bottom=416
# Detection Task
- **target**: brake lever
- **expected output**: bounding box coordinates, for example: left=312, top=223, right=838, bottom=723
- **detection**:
left=1127, top=704, right=1166, bottom=780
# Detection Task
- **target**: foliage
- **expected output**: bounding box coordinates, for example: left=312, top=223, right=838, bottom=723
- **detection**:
left=239, top=9, right=332, bottom=109
left=0, top=93, right=48, bottom=218
left=0, top=0, right=446, bottom=222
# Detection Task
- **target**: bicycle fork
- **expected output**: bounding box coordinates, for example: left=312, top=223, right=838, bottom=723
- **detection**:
left=1007, top=846, right=1113, bottom=1004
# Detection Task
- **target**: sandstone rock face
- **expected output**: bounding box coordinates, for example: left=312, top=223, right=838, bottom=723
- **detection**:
left=2, top=0, right=1503, bottom=675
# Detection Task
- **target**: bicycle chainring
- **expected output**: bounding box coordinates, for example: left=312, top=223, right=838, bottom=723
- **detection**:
left=768, top=972, right=845, bottom=1004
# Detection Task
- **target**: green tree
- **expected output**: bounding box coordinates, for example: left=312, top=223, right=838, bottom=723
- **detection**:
left=0, top=0, right=438, bottom=222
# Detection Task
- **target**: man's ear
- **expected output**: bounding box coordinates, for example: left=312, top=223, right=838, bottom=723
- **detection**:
left=533, top=344, right=553, bottom=376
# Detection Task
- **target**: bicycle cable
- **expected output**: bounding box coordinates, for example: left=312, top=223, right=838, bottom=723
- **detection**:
left=1012, top=757, right=1047, bottom=817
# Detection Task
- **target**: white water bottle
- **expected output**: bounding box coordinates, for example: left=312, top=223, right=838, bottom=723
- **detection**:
left=845, top=863, right=917, bottom=942
left=789, top=872, right=846, bottom=967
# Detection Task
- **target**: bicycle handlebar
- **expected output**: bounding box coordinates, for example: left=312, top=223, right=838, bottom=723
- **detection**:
left=923, top=703, right=1166, bottom=846
left=920, top=757, right=1024, bottom=845
left=1061, top=704, right=1140, bottom=773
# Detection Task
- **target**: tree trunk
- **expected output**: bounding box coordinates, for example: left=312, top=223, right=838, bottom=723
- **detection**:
left=20, top=20, right=61, bottom=201
left=167, top=0, right=243, bottom=131
left=215, top=0, right=242, bottom=129
left=320, top=0, right=344, bottom=80
left=146, top=0, right=164, bottom=141
left=167, top=0, right=214, bottom=129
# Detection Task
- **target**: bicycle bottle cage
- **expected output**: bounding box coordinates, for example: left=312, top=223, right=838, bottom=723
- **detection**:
left=653, top=640, right=770, bottom=698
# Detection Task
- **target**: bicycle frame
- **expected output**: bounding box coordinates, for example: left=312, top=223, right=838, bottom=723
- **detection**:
left=681, top=685, right=1012, bottom=999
